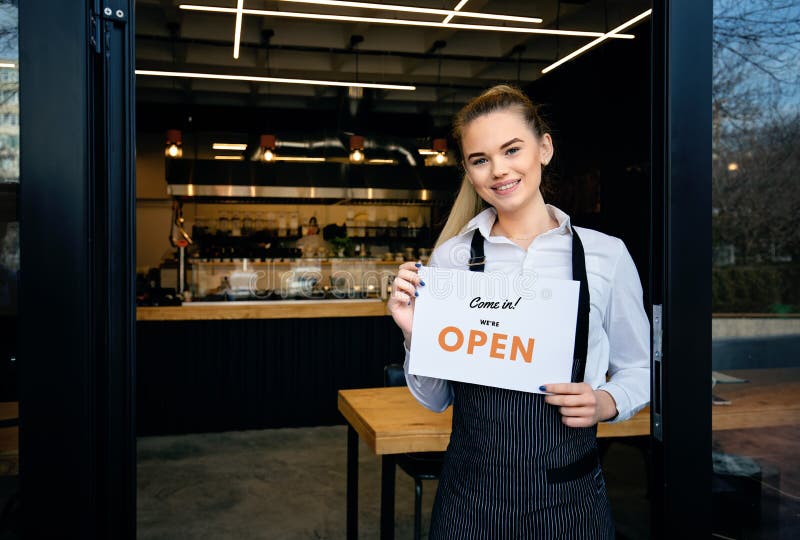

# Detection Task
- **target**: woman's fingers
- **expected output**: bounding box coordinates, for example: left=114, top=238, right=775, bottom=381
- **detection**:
left=543, top=393, right=594, bottom=407
left=561, top=416, right=594, bottom=428
left=541, top=382, right=600, bottom=427
left=397, top=268, right=423, bottom=286
left=392, top=275, right=418, bottom=299
left=398, top=261, right=421, bottom=272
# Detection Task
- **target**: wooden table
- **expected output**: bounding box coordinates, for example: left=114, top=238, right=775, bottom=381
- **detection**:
left=0, top=401, right=19, bottom=477
left=338, top=368, right=800, bottom=540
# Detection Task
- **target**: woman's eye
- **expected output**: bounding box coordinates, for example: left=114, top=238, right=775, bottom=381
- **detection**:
left=506, top=147, right=520, bottom=155
left=471, top=157, right=487, bottom=166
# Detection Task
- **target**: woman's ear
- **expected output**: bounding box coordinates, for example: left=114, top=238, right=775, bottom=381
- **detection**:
left=540, top=133, right=554, bottom=166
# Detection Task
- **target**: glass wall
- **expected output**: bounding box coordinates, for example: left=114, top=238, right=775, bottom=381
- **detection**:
left=711, top=0, right=800, bottom=537
left=0, top=0, right=18, bottom=482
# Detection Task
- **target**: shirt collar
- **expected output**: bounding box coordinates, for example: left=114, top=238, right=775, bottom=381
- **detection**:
left=460, top=204, right=573, bottom=238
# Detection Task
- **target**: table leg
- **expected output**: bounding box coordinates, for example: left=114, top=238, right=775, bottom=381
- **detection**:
left=380, top=455, right=396, bottom=540
left=347, top=425, right=358, bottom=540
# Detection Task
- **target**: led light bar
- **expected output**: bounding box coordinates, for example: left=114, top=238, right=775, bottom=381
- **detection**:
left=542, top=9, right=652, bottom=74
left=214, top=155, right=245, bottom=160
left=275, top=0, right=542, bottom=25
left=233, top=0, right=244, bottom=59
left=273, top=156, right=326, bottom=162
left=179, top=5, right=633, bottom=38
left=213, top=143, right=248, bottom=151
left=0, top=63, right=16, bottom=68
left=135, top=70, right=417, bottom=90
left=443, top=0, right=470, bottom=24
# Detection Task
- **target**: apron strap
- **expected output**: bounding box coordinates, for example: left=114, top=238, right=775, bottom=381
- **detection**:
left=467, top=226, right=590, bottom=383
left=570, top=226, right=590, bottom=384
left=468, top=228, right=486, bottom=272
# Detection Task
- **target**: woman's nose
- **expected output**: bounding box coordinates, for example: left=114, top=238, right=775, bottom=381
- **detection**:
left=492, top=163, right=508, bottom=178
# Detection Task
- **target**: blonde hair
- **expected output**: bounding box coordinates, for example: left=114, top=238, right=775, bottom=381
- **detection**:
left=435, top=84, right=552, bottom=248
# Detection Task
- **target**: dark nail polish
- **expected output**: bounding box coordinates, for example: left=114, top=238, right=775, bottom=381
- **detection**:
left=419, top=280, right=426, bottom=286
left=539, top=385, right=547, bottom=392
left=414, top=291, right=419, bottom=297
left=415, top=262, right=422, bottom=267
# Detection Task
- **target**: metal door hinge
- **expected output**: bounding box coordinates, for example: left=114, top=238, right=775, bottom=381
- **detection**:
left=90, top=6, right=128, bottom=53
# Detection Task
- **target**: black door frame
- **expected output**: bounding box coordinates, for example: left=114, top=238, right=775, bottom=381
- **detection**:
left=18, top=0, right=136, bottom=537
left=650, top=1, right=712, bottom=537
left=17, top=0, right=711, bottom=537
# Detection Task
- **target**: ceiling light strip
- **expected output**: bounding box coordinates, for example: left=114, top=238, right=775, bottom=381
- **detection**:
left=233, top=0, right=244, bottom=59
left=179, top=5, right=633, bottom=38
left=135, top=69, right=417, bottom=90
left=443, top=0, right=470, bottom=24
left=214, top=155, right=245, bottom=160
left=541, top=9, right=652, bottom=74
left=273, top=156, right=326, bottom=162
left=0, top=62, right=16, bottom=68
left=276, top=0, right=541, bottom=25
left=213, top=143, right=248, bottom=150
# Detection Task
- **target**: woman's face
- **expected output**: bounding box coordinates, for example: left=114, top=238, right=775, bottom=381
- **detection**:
left=460, top=108, right=553, bottom=217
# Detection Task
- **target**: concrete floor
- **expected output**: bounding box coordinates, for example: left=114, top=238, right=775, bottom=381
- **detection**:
left=136, top=426, right=652, bottom=539
left=137, top=426, right=434, bottom=539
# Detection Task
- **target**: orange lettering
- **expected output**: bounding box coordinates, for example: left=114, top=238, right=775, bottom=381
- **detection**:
left=467, top=330, right=488, bottom=354
left=489, top=333, right=508, bottom=359
left=511, top=336, right=535, bottom=363
left=438, top=326, right=464, bottom=352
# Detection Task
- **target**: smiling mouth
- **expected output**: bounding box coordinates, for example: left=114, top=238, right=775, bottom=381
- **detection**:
left=492, top=179, right=521, bottom=192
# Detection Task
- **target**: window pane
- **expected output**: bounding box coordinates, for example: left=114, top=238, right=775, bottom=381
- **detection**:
left=711, top=1, right=800, bottom=537
left=0, top=0, right=19, bottom=483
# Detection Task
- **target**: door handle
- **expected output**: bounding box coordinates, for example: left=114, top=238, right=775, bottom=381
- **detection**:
left=652, top=304, right=663, bottom=442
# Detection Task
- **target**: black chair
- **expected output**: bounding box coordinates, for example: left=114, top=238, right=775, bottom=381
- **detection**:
left=384, top=363, right=445, bottom=540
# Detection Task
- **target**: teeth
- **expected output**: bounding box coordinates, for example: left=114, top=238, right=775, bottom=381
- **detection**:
left=495, top=180, right=520, bottom=192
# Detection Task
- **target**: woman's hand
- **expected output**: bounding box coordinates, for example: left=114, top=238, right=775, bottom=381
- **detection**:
left=387, top=261, right=425, bottom=347
left=540, top=383, right=618, bottom=428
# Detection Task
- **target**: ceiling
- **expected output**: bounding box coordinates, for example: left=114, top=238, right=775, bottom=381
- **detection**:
left=135, top=0, right=651, bottom=126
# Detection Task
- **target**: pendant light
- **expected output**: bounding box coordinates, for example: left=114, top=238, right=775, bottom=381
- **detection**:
left=349, top=135, right=365, bottom=163
left=260, top=134, right=276, bottom=162
left=165, top=129, right=183, bottom=158
left=433, top=138, right=447, bottom=165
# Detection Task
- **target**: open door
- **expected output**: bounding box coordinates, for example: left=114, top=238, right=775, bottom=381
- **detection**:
left=18, top=0, right=137, bottom=537
left=649, top=1, right=713, bottom=537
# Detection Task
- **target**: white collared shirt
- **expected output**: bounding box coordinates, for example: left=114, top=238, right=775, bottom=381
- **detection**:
left=404, top=204, right=651, bottom=423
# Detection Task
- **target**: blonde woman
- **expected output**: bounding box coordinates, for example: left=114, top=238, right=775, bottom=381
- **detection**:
left=388, top=85, right=650, bottom=538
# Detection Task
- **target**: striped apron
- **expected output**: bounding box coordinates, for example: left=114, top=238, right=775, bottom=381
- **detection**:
left=428, top=227, right=615, bottom=539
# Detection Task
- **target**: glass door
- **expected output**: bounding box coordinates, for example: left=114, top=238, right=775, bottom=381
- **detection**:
left=0, top=0, right=19, bottom=509
left=710, top=1, right=800, bottom=537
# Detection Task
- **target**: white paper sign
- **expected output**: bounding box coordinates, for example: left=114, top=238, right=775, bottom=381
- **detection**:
left=409, top=266, right=579, bottom=394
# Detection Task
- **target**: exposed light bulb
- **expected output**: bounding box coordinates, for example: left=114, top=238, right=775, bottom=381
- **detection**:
left=350, top=149, right=364, bottom=163
left=727, top=162, right=739, bottom=172
left=435, top=152, right=446, bottom=165
left=263, top=148, right=275, bottom=162
left=167, top=143, right=180, bottom=158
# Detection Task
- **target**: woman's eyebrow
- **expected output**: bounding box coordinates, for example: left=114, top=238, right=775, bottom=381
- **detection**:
left=466, top=137, right=524, bottom=160
left=500, top=137, right=524, bottom=149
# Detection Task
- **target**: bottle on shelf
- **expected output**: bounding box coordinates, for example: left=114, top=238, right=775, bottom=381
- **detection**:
left=278, top=213, right=287, bottom=237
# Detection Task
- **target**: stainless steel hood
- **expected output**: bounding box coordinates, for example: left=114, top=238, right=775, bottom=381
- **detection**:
left=165, top=159, right=460, bottom=205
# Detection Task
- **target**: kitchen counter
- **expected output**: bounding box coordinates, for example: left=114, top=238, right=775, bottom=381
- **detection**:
left=136, top=298, right=389, bottom=321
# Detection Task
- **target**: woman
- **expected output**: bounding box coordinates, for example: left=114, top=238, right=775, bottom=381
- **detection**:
left=388, top=85, right=650, bottom=538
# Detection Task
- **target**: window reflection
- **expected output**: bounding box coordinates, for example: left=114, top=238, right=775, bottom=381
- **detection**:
left=712, top=0, right=799, bottom=537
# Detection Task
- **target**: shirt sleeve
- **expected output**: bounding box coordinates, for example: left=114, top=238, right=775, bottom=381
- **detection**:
left=403, top=342, right=454, bottom=412
left=401, top=243, right=454, bottom=412
left=597, top=239, right=651, bottom=423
